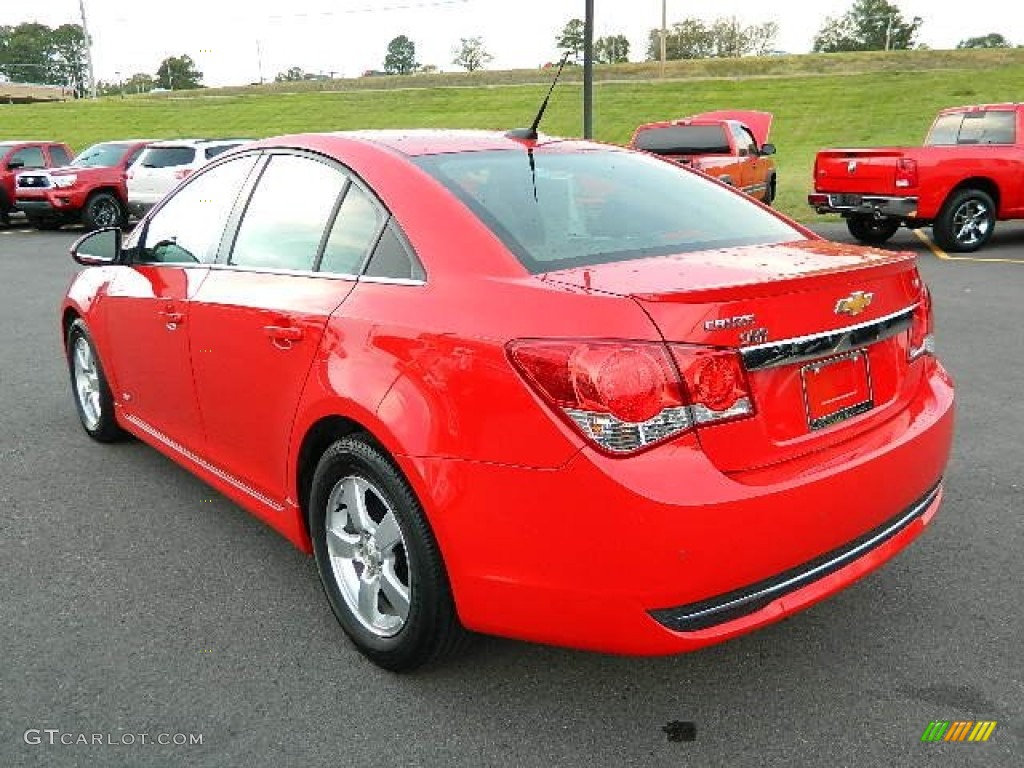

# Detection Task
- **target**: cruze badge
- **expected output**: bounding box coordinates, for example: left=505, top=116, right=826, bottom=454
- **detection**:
left=835, top=291, right=874, bottom=316
left=847, top=160, right=858, bottom=174
left=704, top=314, right=755, bottom=332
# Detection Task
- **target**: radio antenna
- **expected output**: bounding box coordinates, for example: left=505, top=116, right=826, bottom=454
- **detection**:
left=506, top=52, right=570, bottom=141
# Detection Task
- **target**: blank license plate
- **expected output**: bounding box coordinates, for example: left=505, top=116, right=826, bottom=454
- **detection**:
left=802, top=351, right=873, bottom=430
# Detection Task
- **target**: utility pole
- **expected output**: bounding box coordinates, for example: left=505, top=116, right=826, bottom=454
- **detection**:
left=77, top=0, right=97, bottom=98
left=256, top=40, right=265, bottom=84
left=660, top=0, right=667, bottom=78
left=583, top=0, right=594, bottom=138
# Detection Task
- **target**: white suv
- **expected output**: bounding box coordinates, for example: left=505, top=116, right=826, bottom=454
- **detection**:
left=126, top=138, right=249, bottom=216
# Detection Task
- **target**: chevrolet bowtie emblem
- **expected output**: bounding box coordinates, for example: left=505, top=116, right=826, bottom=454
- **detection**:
left=835, top=291, right=874, bottom=316
left=847, top=160, right=858, bottom=174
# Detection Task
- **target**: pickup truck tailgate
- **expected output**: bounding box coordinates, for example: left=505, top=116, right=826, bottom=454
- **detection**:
left=815, top=148, right=905, bottom=194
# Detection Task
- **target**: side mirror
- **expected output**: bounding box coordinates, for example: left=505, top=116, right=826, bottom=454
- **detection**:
left=7, top=160, right=25, bottom=171
left=760, top=143, right=777, bottom=156
left=71, top=227, right=123, bottom=266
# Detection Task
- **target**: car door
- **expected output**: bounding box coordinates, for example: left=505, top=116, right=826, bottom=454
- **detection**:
left=102, top=153, right=260, bottom=448
left=188, top=152, right=380, bottom=501
left=731, top=124, right=769, bottom=200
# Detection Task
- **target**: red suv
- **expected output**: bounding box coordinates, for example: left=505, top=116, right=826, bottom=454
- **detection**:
left=15, top=140, right=151, bottom=230
left=0, top=141, right=74, bottom=226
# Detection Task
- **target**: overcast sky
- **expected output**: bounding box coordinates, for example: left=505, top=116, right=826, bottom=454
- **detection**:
left=3, top=1, right=1023, bottom=85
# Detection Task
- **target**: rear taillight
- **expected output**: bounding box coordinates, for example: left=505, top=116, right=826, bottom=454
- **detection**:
left=908, top=285, right=935, bottom=361
left=895, top=158, right=918, bottom=189
left=174, top=168, right=194, bottom=180
left=508, top=340, right=754, bottom=454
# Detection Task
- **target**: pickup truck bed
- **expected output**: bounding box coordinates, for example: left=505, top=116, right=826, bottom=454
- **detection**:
left=809, top=104, right=1024, bottom=252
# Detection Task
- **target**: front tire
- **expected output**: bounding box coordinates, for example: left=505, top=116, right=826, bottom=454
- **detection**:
left=932, top=188, right=995, bottom=253
left=846, top=214, right=900, bottom=245
left=66, top=319, right=125, bottom=442
left=309, top=435, right=468, bottom=671
left=82, top=192, right=126, bottom=231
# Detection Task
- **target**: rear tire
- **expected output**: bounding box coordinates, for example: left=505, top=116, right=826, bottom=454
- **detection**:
left=82, top=192, right=126, bottom=231
left=932, top=188, right=995, bottom=253
left=763, top=175, right=777, bottom=206
left=846, top=214, right=900, bottom=245
left=309, top=435, right=469, bottom=671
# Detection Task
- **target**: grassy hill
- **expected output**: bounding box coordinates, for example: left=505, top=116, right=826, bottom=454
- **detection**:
left=3, top=48, right=1023, bottom=220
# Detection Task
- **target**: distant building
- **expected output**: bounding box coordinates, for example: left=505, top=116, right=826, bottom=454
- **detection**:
left=0, top=81, right=72, bottom=103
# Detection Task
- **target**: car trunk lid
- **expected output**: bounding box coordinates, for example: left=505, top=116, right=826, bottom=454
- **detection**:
left=543, top=240, right=924, bottom=472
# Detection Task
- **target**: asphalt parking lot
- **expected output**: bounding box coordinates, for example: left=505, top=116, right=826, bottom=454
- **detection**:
left=1, top=223, right=1021, bottom=767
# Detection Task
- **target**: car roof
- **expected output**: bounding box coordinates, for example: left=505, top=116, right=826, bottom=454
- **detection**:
left=0, top=140, right=65, bottom=146
left=143, top=138, right=250, bottom=148
left=247, top=129, right=601, bottom=157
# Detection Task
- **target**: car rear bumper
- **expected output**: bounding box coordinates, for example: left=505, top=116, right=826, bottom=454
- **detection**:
left=808, top=193, right=919, bottom=219
left=403, top=358, right=954, bottom=655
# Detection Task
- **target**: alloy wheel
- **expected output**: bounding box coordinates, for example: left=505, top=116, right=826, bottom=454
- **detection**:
left=324, top=475, right=411, bottom=637
left=72, top=337, right=102, bottom=430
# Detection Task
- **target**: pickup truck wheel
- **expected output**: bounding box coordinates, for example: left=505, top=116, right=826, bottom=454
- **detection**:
left=846, top=214, right=900, bottom=244
left=82, top=192, right=125, bottom=231
left=763, top=176, right=777, bottom=206
left=933, top=189, right=995, bottom=253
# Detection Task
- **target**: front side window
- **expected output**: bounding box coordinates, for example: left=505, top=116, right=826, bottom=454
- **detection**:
left=139, top=154, right=258, bottom=264
left=230, top=155, right=346, bottom=272
left=9, top=146, right=45, bottom=168
left=731, top=124, right=758, bottom=156
left=415, top=148, right=803, bottom=274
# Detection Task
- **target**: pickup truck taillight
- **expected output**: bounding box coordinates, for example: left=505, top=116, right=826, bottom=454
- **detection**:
left=174, top=168, right=194, bottom=180
left=909, top=286, right=935, bottom=361
left=508, top=340, right=754, bottom=454
left=895, top=158, right=918, bottom=189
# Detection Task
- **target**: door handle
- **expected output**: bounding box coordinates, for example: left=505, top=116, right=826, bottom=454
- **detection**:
left=159, top=309, right=185, bottom=330
left=264, top=324, right=304, bottom=350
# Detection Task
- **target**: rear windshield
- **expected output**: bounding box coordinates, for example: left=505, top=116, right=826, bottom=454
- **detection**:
left=414, top=148, right=801, bottom=273
left=204, top=144, right=241, bottom=159
left=926, top=110, right=1016, bottom=145
left=138, top=146, right=197, bottom=168
left=71, top=143, right=132, bottom=168
left=633, top=125, right=731, bottom=155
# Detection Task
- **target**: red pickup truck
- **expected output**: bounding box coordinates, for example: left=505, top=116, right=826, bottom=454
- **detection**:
left=0, top=141, right=74, bottom=226
left=809, top=103, right=1024, bottom=252
left=15, top=139, right=151, bottom=230
left=630, top=111, right=778, bottom=204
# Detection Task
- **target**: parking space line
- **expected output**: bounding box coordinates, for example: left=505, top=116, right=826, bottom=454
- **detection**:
left=913, top=229, right=1024, bottom=264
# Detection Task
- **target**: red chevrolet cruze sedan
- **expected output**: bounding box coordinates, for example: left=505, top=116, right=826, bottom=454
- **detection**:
left=62, top=131, right=954, bottom=671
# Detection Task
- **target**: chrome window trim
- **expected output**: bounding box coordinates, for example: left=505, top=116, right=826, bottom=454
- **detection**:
left=741, top=306, right=915, bottom=371
left=206, top=262, right=359, bottom=281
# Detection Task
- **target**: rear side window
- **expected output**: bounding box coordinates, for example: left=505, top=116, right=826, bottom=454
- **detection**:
left=633, top=125, right=730, bottom=155
left=319, top=184, right=385, bottom=275
left=230, top=155, right=346, bottom=272
left=49, top=146, right=73, bottom=166
left=927, top=111, right=1016, bottom=145
left=139, top=147, right=197, bottom=168
left=9, top=146, right=45, bottom=168
left=363, top=221, right=425, bottom=281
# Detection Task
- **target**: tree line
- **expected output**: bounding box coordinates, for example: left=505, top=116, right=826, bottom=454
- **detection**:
left=0, top=23, right=88, bottom=96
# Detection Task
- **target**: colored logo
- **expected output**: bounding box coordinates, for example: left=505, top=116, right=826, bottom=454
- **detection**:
left=834, top=291, right=874, bottom=317
left=921, top=721, right=997, bottom=743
